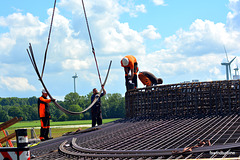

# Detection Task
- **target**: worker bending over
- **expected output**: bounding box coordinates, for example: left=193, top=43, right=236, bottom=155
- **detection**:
left=138, top=71, right=163, bottom=87
left=121, top=55, right=138, bottom=91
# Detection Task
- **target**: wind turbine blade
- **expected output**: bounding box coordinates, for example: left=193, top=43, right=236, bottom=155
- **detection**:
left=229, top=56, right=236, bottom=64
left=224, top=45, right=229, bottom=62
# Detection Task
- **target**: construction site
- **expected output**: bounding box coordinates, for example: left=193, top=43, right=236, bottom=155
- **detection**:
left=7, top=79, right=234, bottom=159
left=1, top=0, right=240, bottom=159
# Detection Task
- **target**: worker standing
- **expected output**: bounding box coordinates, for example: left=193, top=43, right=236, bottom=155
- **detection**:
left=38, top=89, right=55, bottom=141
left=138, top=71, right=163, bottom=87
left=121, top=55, right=138, bottom=91
left=91, top=87, right=106, bottom=127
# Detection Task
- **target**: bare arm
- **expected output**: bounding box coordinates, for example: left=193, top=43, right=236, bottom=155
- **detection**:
left=102, top=87, right=106, bottom=96
left=124, top=67, right=129, bottom=75
left=130, top=68, right=134, bottom=80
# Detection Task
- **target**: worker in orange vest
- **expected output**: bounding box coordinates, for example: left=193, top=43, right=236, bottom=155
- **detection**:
left=138, top=71, right=163, bottom=87
left=38, top=89, right=55, bottom=141
left=121, top=55, right=138, bottom=91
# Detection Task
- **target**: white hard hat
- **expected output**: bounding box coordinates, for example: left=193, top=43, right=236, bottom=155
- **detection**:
left=42, top=89, right=47, bottom=94
left=122, top=57, right=129, bottom=66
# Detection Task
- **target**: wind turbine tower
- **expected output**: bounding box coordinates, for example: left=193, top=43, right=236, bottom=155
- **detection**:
left=233, top=66, right=239, bottom=80
left=221, top=46, right=236, bottom=80
left=72, top=73, right=78, bottom=93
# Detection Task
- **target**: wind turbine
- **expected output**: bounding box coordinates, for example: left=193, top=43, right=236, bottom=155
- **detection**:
left=221, top=46, right=236, bottom=80
left=233, top=66, right=239, bottom=80
left=72, top=73, right=78, bottom=93
left=233, top=58, right=239, bottom=80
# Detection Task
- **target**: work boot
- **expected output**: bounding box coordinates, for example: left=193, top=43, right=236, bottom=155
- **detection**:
left=45, top=137, right=53, bottom=140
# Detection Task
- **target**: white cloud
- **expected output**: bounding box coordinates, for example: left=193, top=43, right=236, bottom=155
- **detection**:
left=100, top=21, right=145, bottom=55
left=0, top=34, right=16, bottom=55
left=1, top=0, right=240, bottom=97
left=58, top=0, right=146, bottom=56
left=164, top=19, right=240, bottom=56
left=138, top=50, right=225, bottom=83
left=0, top=13, right=46, bottom=57
left=152, top=0, right=166, bottom=6
left=129, top=4, right=146, bottom=17
left=62, top=59, right=90, bottom=70
left=227, top=0, right=240, bottom=31
left=135, top=4, right=146, bottom=13
left=140, top=25, right=161, bottom=40
left=137, top=4, right=240, bottom=83
left=0, top=76, right=36, bottom=91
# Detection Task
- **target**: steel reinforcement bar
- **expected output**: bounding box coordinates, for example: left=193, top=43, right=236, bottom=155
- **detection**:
left=125, top=80, right=240, bottom=119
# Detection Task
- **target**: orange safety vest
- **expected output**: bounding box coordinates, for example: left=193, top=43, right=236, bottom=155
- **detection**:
left=121, top=55, right=137, bottom=70
left=121, top=55, right=138, bottom=76
left=38, top=96, right=51, bottom=118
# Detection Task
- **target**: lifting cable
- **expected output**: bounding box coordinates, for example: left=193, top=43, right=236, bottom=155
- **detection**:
left=26, top=0, right=110, bottom=115
left=41, top=0, right=57, bottom=79
left=27, top=43, right=112, bottom=115
left=27, top=0, right=112, bottom=115
left=81, top=0, right=103, bottom=86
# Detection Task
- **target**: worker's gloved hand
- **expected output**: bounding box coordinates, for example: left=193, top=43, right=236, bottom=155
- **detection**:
left=95, top=94, right=100, bottom=98
left=51, top=98, right=56, bottom=102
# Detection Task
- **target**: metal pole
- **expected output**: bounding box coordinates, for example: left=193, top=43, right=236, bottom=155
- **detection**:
left=72, top=73, right=78, bottom=93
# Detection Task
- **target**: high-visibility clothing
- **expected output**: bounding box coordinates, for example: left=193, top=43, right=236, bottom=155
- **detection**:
left=121, top=55, right=138, bottom=71
left=121, top=55, right=139, bottom=90
left=38, top=96, right=51, bottom=118
left=39, top=117, right=50, bottom=140
left=138, top=71, right=158, bottom=87
left=38, top=95, right=51, bottom=140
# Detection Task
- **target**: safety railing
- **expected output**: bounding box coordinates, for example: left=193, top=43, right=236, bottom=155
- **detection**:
left=0, top=117, right=30, bottom=160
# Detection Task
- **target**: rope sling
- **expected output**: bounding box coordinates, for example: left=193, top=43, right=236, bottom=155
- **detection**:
left=26, top=0, right=112, bottom=115
left=81, top=0, right=103, bottom=86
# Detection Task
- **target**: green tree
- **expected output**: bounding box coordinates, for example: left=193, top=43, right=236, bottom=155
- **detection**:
left=28, top=96, right=38, bottom=105
left=8, top=106, right=23, bottom=118
left=104, top=93, right=125, bottom=118
left=0, top=110, right=9, bottom=122
left=67, top=104, right=83, bottom=120
left=58, top=113, right=68, bottom=121
left=0, top=98, right=10, bottom=106
left=64, top=92, right=80, bottom=107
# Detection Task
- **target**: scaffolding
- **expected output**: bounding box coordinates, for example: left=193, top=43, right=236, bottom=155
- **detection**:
left=125, top=80, right=240, bottom=119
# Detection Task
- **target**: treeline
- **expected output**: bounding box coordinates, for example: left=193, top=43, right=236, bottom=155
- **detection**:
left=0, top=92, right=125, bottom=122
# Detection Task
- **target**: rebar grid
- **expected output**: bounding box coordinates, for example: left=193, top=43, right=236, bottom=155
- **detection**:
left=126, top=80, right=240, bottom=118
left=56, top=115, right=240, bottom=159
left=32, top=80, right=240, bottom=159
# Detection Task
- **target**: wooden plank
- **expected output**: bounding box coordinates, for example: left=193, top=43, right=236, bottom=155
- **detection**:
left=0, top=117, right=22, bottom=131
left=0, top=117, right=18, bottom=130
left=0, top=132, right=16, bottom=144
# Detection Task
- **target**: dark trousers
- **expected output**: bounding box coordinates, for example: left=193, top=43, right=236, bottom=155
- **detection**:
left=91, top=111, right=102, bottom=127
left=125, top=74, right=137, bottom=91
left=40, top=117, right=50, bottom=140
left=125, top=62, right=138, bottom=91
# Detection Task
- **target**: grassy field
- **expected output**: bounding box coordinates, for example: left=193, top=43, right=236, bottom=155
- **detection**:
left=0, top=118, right=120, bottom=146
left=6, top=118, right=120, bottom=129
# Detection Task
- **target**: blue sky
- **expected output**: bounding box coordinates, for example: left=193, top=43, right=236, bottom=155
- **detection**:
left=0, top=0, right=240, bottom=100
